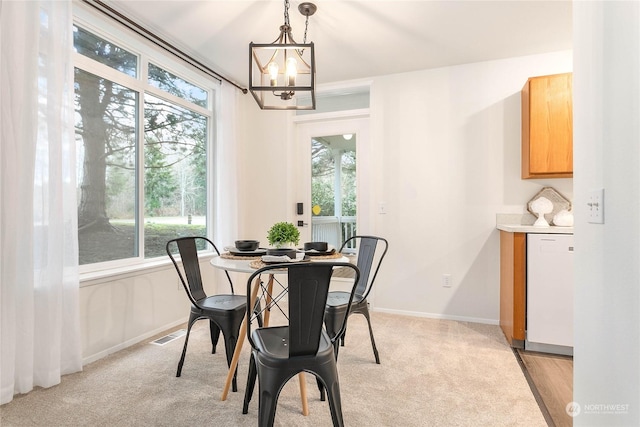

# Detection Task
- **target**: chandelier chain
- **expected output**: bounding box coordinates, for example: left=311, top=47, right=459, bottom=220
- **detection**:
left=302, top=13, right=309, bottom=44
left=284, top=0, right=290, bottom=26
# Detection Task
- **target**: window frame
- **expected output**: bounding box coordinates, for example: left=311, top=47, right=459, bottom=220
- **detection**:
left=74, top=4, right=219, bottom=278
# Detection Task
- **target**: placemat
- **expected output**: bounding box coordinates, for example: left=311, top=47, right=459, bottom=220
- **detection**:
left=220, top=252, right=262, bottom=260
left=307, top=252, right=344, bottom=260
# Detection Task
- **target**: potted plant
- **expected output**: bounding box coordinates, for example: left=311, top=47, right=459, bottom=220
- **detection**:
left=267, top=221, right=300, bottom=248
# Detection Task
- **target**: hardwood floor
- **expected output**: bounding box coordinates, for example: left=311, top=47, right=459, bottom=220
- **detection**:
left=515, top=349, right=573, bottom=427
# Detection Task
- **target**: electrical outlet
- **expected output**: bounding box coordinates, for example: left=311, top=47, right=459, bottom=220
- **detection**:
left=588, top=189, right=604, bottom=224
left=442, top=274, right=452, bottom=288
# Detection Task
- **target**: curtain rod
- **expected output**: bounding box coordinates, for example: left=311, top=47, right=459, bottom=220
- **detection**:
left=81, top=0, right=248, bottom=94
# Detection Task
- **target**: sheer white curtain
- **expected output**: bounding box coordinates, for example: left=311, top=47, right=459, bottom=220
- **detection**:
left=212, top=82, right=241, bottom=287
left=214, top=82, right=240, bottom=248
left=1, top=0, right=82, bottom=405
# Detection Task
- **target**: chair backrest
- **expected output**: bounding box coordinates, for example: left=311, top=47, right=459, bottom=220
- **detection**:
left=340, top=236, right=388, bottom=301
left=166, top=236, right=231, bottom=306
left=246, top=262, right=360, bottom=357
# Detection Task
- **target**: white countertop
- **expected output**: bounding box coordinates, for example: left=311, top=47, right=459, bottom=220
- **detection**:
left=496, top=213, right=573, bottom=234
left=496, top=224, right=573, bottom=234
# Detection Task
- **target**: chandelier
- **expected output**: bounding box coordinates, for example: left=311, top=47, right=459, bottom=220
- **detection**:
left=249, top=1, right=317, bottom=110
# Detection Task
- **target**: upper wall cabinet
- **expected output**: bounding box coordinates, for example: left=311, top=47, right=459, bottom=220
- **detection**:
left=521, top=73, right=573, bottom=179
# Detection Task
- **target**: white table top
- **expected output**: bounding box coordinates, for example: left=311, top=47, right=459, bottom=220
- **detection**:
left=496, top=224, right=573, bottom=234
left=210, top=254, right=349, bottom=274
left=210, top=255, right=258, bottom=273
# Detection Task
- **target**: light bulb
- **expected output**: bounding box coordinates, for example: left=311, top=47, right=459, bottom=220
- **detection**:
left=268, top=62, right=279, bottom=86
left=286, top=57, right=297, bottom=86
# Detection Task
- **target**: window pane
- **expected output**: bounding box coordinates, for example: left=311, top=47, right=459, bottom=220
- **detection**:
left=148, top=63, right=208, bottom=108
left=143, top=93, right=207, bottom=258
left=75, top=69, right=138, bottom=265
left=311, top=135, right=357, bottom=249
left=73, top=26, right=137, bottom=77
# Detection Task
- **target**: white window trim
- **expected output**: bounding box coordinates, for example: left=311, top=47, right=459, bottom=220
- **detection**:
left=79, top=251, right=216, bottom=287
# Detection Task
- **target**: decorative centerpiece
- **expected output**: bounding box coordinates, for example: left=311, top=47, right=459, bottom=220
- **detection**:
left=553, top=209, right=574, bottom=227
left=530, top=196, right=553, bottom=227
left=267, top=221, right=300, bottom=248
left=527, top=187, right=571, bottom=226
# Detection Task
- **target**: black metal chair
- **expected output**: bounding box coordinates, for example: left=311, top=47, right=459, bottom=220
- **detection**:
left=242, top=261, right=360, bottom=427
left=324, top=235, right=389, bottom=364
left=166, top=236, right=246, bottom=392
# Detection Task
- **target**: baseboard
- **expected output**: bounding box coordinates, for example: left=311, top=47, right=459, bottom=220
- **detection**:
left=371, top=307, right=499, bottom=325
left=82, top=319, right=186, bottom=365
left=525, top=340, right=574, bottom=356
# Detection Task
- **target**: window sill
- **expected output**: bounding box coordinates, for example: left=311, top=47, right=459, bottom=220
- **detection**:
left=79, top=253, right=215, bottom=288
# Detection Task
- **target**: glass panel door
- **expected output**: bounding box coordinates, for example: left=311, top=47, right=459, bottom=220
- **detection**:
left=310, top=134, right=356, bottom=249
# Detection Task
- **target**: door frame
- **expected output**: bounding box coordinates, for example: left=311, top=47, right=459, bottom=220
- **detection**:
left=293, top=110, right=371, bottom=245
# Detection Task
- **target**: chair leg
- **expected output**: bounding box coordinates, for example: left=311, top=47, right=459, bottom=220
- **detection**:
left=176, top=316, right=197, bottom=377
left=254, top=364, right=289, bottom=427
left=322, top=311, right=341, bottom=399
left=209, top=320, right=221, bottom=354
left=243, top=353, right=257, bottom=414
left=361, top=307, right=380, bottom=364
left=325, top=377, right=345, bottom=427
left=316, top=377, right=326, bottom=401
left=223, top=331, right=239, bottom=392
left=314, top=362, right=345, bottom=427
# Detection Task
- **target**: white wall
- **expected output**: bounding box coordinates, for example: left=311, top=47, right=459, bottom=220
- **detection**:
left=573, top=2, right=640, bottom=425
left=79, top=260, right=217, bottom=364
left=236, top=98, right=294, bottom=241
left=237, top=50, right=573, bottom=324
left=368, top=51, right=573, bottom=322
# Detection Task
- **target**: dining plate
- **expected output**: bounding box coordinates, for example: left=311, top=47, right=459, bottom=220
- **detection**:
left=261, top=255, right=310, bottom=264
left=227, top=248, right=268, bottom=256
left=299, top=248, right=336, bottom=257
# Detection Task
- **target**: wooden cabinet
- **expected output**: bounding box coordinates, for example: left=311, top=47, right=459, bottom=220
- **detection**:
left=499, top=231, right=526, bottom=348
left=521, top=73, right=573, bottom=179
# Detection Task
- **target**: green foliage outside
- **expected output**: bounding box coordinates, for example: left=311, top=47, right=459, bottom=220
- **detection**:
left=144, top=142, right=178, bottom=216
left=311, top=139, right=356, bottom=216
left=78, top=223, right=206, bottom=264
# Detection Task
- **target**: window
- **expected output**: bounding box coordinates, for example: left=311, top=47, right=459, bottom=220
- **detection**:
left=73, top=19, right=214, bottom=268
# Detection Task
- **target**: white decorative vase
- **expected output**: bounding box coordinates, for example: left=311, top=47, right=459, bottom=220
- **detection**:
left=533, top=213, right=549, bottom=227
left=530, top=196, right=553, bottom=227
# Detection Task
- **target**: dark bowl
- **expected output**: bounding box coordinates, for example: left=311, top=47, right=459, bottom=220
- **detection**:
left=304, top=241, right=328, bottom=252
left=266, top=248, right=298, bottom=259
left=235, top=240, right=259, bottom=251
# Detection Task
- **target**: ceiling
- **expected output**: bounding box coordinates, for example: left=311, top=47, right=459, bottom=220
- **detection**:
left=106, top=0, right=572, bottom=90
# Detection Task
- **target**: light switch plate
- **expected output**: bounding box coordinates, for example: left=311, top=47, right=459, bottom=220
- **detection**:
left=588, top=189, right=604, bottom=224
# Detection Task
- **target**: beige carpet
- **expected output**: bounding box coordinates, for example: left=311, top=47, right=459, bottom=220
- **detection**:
left=0, top=312, right=546, bottom=426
